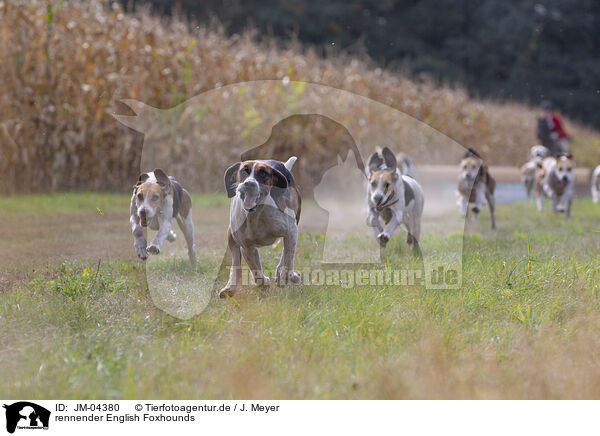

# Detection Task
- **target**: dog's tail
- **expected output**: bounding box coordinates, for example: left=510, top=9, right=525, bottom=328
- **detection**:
left=284, top=156, right=298, bottom=171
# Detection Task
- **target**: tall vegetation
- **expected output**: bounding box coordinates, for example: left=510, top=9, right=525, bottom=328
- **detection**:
left=1, top=0, right=598, bottom=193
left=128, top=0, right=600, bottom=129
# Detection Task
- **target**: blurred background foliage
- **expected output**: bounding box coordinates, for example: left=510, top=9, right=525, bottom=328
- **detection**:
left=1, top=0, right=598, bottom=193
left=124, top=0, right=600, bottom=129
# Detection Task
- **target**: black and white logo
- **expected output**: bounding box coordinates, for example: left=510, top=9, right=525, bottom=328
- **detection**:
left=3, top=402, right=50, bottom=434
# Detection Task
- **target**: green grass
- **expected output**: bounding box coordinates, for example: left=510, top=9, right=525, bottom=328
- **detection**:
left=1, top=195, right=600, bottom=398
left=0, top=192, right=227, bottom=216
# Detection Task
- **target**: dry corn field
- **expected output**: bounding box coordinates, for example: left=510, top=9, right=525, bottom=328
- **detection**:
left=1, top=0, right=599, bottom=194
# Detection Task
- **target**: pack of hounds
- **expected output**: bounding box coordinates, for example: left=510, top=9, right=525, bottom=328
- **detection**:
left=129, top=142, right=591, bottom=298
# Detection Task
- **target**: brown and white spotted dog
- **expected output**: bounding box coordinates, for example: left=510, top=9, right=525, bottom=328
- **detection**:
left=130, top=168, right=196, bottom=264
left=591, top=165, right=600, bottom=204
left=366, top=147, right=424, bottom=255
left=457, top=148, right=496, bottom=229
left=219, top=157, right=301, bottom=298
left=535, top=153, right=575, bottom=217
left=521, top=158, right=544, bottom=199
left=520, top=145, right=549, bottom=199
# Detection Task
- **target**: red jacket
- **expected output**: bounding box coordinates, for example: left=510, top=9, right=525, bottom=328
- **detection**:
left=548, top=113, right=569, bottom=138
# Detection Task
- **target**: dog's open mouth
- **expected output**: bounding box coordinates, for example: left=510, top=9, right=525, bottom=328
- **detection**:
left=241, top=192, right=259, bottom=212
left=140, top=213, right=148, bottom=227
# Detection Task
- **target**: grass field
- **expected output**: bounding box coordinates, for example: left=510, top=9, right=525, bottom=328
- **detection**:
left=1, top=193, right=600, bottom=399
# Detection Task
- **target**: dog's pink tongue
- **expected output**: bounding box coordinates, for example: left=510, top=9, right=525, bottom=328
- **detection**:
left=243, top=192, right=258, bottom=210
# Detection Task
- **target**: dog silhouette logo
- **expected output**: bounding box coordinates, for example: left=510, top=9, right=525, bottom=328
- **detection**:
left=3, top=402, right=50, bottom=433
left=115, top=80, right=470, bottom=318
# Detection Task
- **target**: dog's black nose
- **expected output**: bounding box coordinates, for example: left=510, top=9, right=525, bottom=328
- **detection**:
left=373, top=194, right=383, bottom=204
left=562, top=176, right=568, bottom=182
left=242, top=180, right=258, bottom=190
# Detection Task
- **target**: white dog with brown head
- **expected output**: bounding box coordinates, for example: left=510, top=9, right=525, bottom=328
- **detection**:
left=535, top=153, right=575, bottom=217
left=520, top=145, right=549, bottom=199
left=130, top=168, right=196, bottom=264
left=457, top=148, right=496, bottom=229
left=366, top=147, right=424, bottom=255
left=220, top=157, right=301, bottom=298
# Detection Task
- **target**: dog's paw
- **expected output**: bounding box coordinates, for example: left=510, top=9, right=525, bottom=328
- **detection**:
left=289, top=271, right=301, bottom=284
left=377, top=232, right=389, bottom=247
left=135, top=245, right=148, bottom=260
left=256, top=276, right=271, bottom=287
left=218, top=286, right=236, bottom=299
left=276, top=267, right=301, bottom=286
left=147, top=244, right=160, bottom=255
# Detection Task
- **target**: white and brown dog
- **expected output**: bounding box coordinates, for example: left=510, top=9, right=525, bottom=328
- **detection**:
left=220, top=157, right=301, bottom=298
left=520, top=145, right=548, bottom=199
left=366, top=147, right=424, bottom=255
left=457, top=148, right=496, bottom=229
left=130, top=168, right=196, bottom=264
left=535, top=153, right=575, bottom=217
left=591, top=165, right=600, bottom=204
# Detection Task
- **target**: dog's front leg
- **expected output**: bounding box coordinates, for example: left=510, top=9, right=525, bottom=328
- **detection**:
left=557, top=188, right=574, bottom=217
left=550, top=192, right=559, bottom=213
left=130, top=194, right=148, bottom=260
left=535, top=184, right=544, bottom=211
left=472, top=183, right=486, bottom=222
left=220, top=230, right=242, bottom=298
left=377, top=211, right=401, bottom=247
left=148, top=200, right=174, bottom=255
left=276, top=226, right=301, bottom=286
left=148, top=211, right=173, bottom=255
left=242, top=246, right=270, bottom=287
left=176, top=214, right=197, bottom=265
left=566, top=196, right=573, bottom=218
left=524, top=177, right=533, bottom=199
left=367, top=208, right=383, bottom=238
left=457, top=194, right=469, bottom=218
left=543, top=181, right=554, bottom=199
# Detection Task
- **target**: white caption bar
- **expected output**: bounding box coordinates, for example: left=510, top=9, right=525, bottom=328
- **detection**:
left=0, top=400, right=597, bottom=435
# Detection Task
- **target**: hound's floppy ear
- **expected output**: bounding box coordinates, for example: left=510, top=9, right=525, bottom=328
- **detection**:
left=153, top=168, right=170, bottom=192
left=224, top=162, right=241, bottom=198
left=269, top=166, right=290, bottom=213
left=381, top=147, right=397, bottom=170
left=270, top=167, right=289, bottom=190
left=367, top=151, right=384, bottom=174
left=133, top=172, right=150, bottom=190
